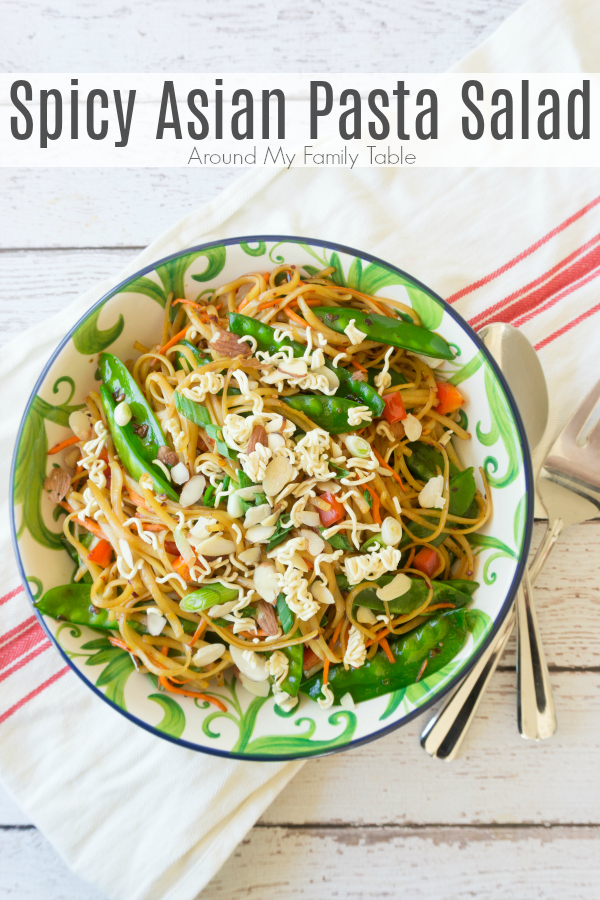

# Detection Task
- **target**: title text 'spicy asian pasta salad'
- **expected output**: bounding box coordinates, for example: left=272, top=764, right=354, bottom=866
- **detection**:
left=39, top=264, right=491, bottom=713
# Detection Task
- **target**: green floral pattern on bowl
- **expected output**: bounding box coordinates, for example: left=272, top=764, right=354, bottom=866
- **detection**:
left=11, top=236, right=533, bottom=760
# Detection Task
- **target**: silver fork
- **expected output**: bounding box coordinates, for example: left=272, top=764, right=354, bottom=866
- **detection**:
left=519, top=376, right=600, bottom=736
left=422, top=376, right=600, bottom=757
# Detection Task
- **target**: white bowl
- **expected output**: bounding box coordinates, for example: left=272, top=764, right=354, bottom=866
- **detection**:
left=11, top=235, right=534, bottom=760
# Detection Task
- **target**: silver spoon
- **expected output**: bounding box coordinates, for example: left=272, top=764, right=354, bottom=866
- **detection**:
left=420, top=323, right=554, bottom=758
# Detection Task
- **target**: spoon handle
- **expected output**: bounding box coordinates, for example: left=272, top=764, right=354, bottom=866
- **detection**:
left=516, top=567, right=557, bottom=740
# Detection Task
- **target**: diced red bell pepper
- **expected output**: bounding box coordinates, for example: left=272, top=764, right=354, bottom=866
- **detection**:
left=412, top=547, right=440, bottom=578
left=317, top=491, right=345, bottom=527
left=87, top=539, right=113, bottom=568
left=435, top=382, right=464, bottom=416
left=172, top=555, right=193, bottom=582
left=383, top=391, right=407, bottom=424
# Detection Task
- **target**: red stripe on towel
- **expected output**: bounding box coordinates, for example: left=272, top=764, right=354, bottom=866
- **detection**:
left=535, top=299, right=600, bottom=351
left=469, top=242, right=600, bottom=329
left=0, top=641, right=51, bottom=685
left=0, top=666, right=70, bottom=726
left=0, top=621, right=48, bottom=671
left=0, top=585, right=24, bottom=607
left=0, top=616, right=37, bottom=649
left=513, top=263, right=600, bottom=328
left=446, top=193, right=600, bottom=304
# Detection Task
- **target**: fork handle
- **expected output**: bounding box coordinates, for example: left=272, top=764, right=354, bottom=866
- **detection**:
left=528, top=517, right=564, bottom=585
left=421, top=529, right=555, bottom=759
left=516, top=565, right=557, bottom=740
left=420, top=606, right=516, bottom=759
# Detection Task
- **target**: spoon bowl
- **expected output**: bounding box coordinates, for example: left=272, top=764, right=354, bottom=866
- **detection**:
left=479, top=323, right=549, bottom=450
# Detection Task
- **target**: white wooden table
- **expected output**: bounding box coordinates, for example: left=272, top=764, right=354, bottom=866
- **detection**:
left=4, top=1, right=600, bottom=897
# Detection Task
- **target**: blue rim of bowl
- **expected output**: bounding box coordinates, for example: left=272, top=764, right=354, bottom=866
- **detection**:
left=10, top=234, right=534, bottom=762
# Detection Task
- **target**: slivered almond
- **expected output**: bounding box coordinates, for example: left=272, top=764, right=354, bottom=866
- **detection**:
left=210, top=328, right=252, bottom=359
left=255, top=599, right=279, bottom=635
left=253, top=562, right=280, bottom=604
left=278, top=359, right=308, bottom=378
left=267, top=433, right=286, bottom=451
left=262, top=457, right=295, bottom=496
left=247, top=424, right=268, bottom=455
left=299, top=528, right=325, bottom=557
left=43, top=467, right=71, bottom=503
left=194, top=534, right=236, bottom=556
left=351, top=371, right=367, bottom=382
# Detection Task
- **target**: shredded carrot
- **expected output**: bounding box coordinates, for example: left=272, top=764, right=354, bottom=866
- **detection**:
left=329, top=619, right=344, bottom=651
left=372, top=447, right=405, bottom=492
left=415, top=658, right=428, bottom=682
left=365, top=484, right=381, bottom=525
left=171, top=299, right=210, bottom=320
left=108, top=636, right=130, bottom=652
left=159, top=675, right=227, bottom=710
left=127, top=489, right=148, bottom=507
left=256, top=297, right=282, bottom=311
left=366, top=628, right=390, bottom=648
left=285, top=308, right=309, bottom=328
left=133, top=517, right=165, bottom=531
left=237, top=293, right=254, bottom=313
left=58, top=501, right=106, bottom=539
left=323, top=658, right=330, bottom=686
left=158, top=326, right=189, bottom=356
left=238, top=629, right=269, bottom=639
left=350, top=358, right=367, bottom=374
left=379, top=637, right=395, bottom=664
left=47, top=434, right=79, bottom=455
left=189, top=620, right=208, bottom=646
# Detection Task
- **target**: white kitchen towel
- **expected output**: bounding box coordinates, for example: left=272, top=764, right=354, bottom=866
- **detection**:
left=2, top=0, right=600, bottom=898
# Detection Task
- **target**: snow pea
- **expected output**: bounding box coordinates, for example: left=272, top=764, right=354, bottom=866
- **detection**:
left=405, top=440, right=460, bottom=481
left=284, top=394, right=372, bottom=434
left=36, top=583, right=139, bottom=633
left=37, top=583, right=199, bottom=635
left=351, top=575, right=476, bottom=617
left=276, top=593, right=303, bottom=698
left=228, top=313, right=384, bottom=416
left=100, top=386, right=179, bottom=502
left=367, top=367, right=408, bottom=389
left=402, top=466, right=478, bottom=547
left=311, top=308, right=454, bottom=360
left=301, top=609, right=468, bottom=704
left=99, top=353, right=166, bottom=463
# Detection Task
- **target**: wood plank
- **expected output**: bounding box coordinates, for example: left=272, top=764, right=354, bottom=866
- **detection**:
left=2, top=823, right=599, bottom=900
left=205, top=825, right=600, bottom=900
left=2, top=671, right=599, bottom=828
left=0, top=249, right=136, bottom=346
left=262, top=671, right=600, bottom=827
left=0, top=170, right=238, bottom=250
left=2, top=0, right=523, bottom=75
